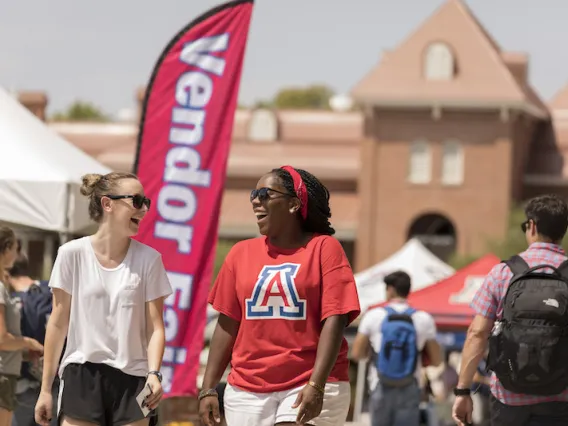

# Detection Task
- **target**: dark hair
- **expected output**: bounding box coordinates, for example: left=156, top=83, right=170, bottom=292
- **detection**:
left=8, top=252, right=30, bottom=278
left=525, top=194, right=568, bottom=242
left=384, top=271, right=411, bottom=298
left=80, top=172, right=139, bottom=222
left=271, top=168, right=335, bottom=235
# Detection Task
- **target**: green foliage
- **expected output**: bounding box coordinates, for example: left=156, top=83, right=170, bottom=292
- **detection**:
left=51, top=101, right=109, bottom=122
left=212, top=239, right=237, bottom=283
left=272, top=84, right=335, bottom=110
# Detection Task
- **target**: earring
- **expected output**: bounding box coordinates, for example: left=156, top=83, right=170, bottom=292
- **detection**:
left=290, top=209, right=297, bottom=214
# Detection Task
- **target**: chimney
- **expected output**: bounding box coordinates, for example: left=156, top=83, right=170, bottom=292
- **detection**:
left=136, top=86, right=147, bottom=124
left=18, top=91, right=48, bottom=121
left=501, top=52, right=528, bottom=87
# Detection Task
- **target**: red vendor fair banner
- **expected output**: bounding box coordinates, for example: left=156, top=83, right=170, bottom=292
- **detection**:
left=134, top=0, right=254, bottom=397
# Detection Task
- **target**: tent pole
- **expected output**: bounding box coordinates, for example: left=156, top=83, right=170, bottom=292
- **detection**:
left=353, top=359, right=367, bottom=422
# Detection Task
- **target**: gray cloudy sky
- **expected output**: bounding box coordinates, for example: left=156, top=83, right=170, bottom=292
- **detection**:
left=1, top=0, right=567, bottom=117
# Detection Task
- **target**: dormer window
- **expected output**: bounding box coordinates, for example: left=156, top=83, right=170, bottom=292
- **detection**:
left=248, top=109, right=279, bottom=142
left=424, top=42, right=455, bottom=80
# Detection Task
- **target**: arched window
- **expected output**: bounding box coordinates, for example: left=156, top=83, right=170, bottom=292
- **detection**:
left=442, top=140, right=464, bottom=185
left=424, top=42, right=455, bottom=80
left=248, top=109, right=279, bottom=142
left=408, top=140, right=432, bottom=184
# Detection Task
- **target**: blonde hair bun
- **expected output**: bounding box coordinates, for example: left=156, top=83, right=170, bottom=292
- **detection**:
left=80, top=173, right=104, bottom=197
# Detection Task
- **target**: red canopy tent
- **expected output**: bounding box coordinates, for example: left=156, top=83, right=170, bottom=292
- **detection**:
left=406, top=254, right=501, bottom=328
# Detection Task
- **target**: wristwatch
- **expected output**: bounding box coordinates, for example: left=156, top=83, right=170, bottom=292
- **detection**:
left=453, top=387, right=471, bottom=396
left=147, top=371, right=163, bottom=383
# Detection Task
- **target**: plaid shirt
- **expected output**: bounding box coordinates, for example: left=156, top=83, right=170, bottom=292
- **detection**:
left=471, top=243, right=568, bottom=406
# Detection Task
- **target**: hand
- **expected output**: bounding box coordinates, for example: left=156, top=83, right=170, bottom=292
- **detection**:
left=452, top=395, right=474, bottom=426
left=292, top=384, right=324, bottom=425
left=144, top=374, right=164, bottom=411
left=25, top=337, right=44, bottom=353
left=34, top=390, right=53, bottom=426
left=199, top=395, right=221, bottom=426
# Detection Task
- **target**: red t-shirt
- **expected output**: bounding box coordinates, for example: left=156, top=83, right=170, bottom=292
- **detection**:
left=208, top=234, right=361, bottom=393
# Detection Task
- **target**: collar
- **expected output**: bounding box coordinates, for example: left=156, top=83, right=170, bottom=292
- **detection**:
left=527, top=242, right=566, bottom=255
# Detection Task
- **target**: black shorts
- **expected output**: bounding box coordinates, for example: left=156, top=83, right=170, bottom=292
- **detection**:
left=59, top=362, right=156, bottom=426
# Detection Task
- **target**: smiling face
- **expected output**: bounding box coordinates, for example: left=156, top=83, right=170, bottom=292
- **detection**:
left=251, top=173, right=300, bottom=237
left=101, top=178, right=149, bottom=237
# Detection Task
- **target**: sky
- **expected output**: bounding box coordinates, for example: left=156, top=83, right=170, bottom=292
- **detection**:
left=1, top=0, right=568, bottom=118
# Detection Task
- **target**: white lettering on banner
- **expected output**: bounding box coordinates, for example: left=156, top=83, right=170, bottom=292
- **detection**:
left=154, top=33, right=230, bottom=393
left=180, top=34, right=229, bottom=76
left=449, top=276, right=485, bottom=304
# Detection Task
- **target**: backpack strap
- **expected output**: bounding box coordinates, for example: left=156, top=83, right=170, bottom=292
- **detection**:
left=504, top=255, right=530, bottom=277
left=557, top=259, right=568, bottom=279
left=403, top=307, right=416, bottom=316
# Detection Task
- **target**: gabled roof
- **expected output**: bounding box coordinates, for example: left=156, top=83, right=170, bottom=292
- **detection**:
left=351, top=0, right=547, bottom=117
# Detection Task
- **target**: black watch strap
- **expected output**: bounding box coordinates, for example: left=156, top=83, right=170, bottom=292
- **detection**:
left=453, top=387, right=471, bottom=396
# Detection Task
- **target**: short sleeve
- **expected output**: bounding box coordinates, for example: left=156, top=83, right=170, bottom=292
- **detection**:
left=208, top=246, right=241, bottom=322
left=49, top=246, right=74, bottom=295
left=420, top=312, right=437, bottom=341
left=470, top=264, right=501, bottom=320
left=357, top=308, right=383, bottom=336
left=145, top=255, right=173, bottom=302
left=320, top=237, right=361, bottom=324
left=0, top=283, right=7, bottom=305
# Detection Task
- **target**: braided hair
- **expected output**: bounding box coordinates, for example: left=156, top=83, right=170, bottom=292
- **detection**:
left=271, top=168, right=335, bottom=236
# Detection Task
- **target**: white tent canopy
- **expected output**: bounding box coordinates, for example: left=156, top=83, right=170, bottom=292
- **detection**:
left=355, top=238, right=455, bottom=312
left=0, top=87, right=111, bottom=234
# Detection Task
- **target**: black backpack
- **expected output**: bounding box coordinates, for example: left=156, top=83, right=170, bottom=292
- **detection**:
left=488, top=255, right=568, bottom=395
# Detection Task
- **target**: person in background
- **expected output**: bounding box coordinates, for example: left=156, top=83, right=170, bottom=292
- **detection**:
left=0, top=227, right=43, bottom=426
left=352, top=271, right=443, bottom=426
left=453, top=194, right=568, bottom=426
left=34, top=172, right=172, bottom=426
left=199, top=166, right=361, bottom=426
left=8, top=253, right=57, bottom=426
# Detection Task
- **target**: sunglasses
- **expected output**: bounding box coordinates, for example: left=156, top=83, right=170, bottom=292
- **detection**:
left=250, top=187, right=292, bottom=203
left=521, top=219, right=532, bottom=233
left=105, top=194, right=151, bottom=210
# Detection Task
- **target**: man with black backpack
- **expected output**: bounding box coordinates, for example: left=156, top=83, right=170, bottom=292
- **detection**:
left=353, top=271, right=442, bottom=426
left=453, top=194, right=568, bottom=426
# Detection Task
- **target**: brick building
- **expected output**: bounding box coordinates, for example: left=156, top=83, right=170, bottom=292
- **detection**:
left=15, top=0, right=568, bottom=271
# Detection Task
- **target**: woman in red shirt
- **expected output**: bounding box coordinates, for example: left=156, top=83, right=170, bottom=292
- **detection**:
left=199, top=166, right=360, bottom=426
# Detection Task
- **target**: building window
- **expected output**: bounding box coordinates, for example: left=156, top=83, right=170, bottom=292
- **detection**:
left=424, top=42, right=455, bottom=80
left=408, top=140, right=432, bottom=184
left=442, top=140, right=464, bottom=185
left=248, top=109, right=279, bottom=142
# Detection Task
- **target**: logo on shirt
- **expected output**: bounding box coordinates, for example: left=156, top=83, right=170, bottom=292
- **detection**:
left=245, top=263, right=306, bottom=320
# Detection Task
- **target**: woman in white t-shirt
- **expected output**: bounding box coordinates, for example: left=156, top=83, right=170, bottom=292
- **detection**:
left=34, top=172, right=173, bottom=426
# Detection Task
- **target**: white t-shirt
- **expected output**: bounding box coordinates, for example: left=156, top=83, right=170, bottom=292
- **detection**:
left=49, top=237, right=173, bottom=377
left=357, top=302, right=437, bottom=391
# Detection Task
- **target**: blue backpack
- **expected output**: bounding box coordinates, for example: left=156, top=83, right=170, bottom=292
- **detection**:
left=376, top=306, right=419, bottom=387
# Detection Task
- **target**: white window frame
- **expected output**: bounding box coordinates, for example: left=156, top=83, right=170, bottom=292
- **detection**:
left=424, top=42, right=455, bottom=81
left=408, top=140, right=432, bottom=184
left=441, top=140, right=464, bottom=185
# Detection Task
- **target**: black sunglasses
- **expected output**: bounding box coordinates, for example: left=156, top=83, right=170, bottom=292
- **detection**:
left=521, top=219, right=533, bottom=233
left=250, top=187, right=292, bottom=203
left=105, top=194, right=151, bottom=210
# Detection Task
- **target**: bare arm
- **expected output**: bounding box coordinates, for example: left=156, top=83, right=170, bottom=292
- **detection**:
left=310, top=314, right=349, bottom=386
left=201, top=314, right=239, bottom=390
left=457, top=315, right=493, bottom=389
left=0, top=305, right=37, bottom=351
left=40, top=289, right=71, bottom=393
left=424, top=339, right=443, bottom=367
left=351, top=333, right=371, bottom=361
left=146, top=297, right=167, bottom=372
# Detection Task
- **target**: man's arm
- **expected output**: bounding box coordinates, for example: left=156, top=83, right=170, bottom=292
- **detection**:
left=457, top=315, right=494, bottom=389
left=423, top=339, right=443, bottom=367
left=352, top=332, right=371, bottom=361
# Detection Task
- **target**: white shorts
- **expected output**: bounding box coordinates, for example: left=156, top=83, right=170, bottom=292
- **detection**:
left=224, top=381, right=351, bottom=426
